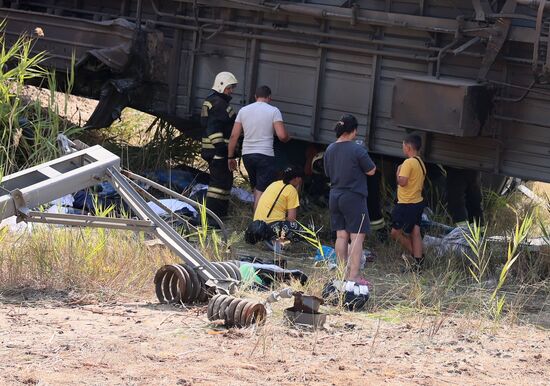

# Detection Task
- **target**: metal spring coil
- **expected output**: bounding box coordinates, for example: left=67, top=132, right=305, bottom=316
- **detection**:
left=207, top=294, right=267, bottom=327
left=154, top=262, right=241, bottom=304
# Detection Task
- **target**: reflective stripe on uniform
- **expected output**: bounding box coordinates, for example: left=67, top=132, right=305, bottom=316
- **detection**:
left=201, top=101, right=212, bottom=118
left=370, top=218, right=385, bottom=231
left=226, top=106, right=235, bottom=118
left=213, top=155, right=225, bottom=160
left=208, top=132, right=225, bottom=144
left=201, top=138, right=215, bottom=149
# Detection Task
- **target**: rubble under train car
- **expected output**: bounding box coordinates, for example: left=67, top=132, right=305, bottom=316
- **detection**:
left=1, top=0, right=550, bottom=181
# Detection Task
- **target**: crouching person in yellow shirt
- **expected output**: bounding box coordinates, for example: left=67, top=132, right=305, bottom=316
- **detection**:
left=252, top=166, right=304, bottom=250
left=390, top=134, right=426, bottom=271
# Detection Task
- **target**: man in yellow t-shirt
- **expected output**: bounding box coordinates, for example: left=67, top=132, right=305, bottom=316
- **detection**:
left=251, top=166, right=304, bottom=243
left=390, top=134, right=426, bottom=270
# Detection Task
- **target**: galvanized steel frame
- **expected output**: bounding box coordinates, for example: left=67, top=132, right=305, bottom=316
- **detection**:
left=0, top=146, right=234, bottom=293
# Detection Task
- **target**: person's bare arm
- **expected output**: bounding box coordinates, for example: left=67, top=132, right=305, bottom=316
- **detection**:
left=286, top=208, right=297, bottom=221
left=228, top=122, right=242, bottom=158
left=227, top=122, right=242, bottom=171
left=396, top=164, right=408, bottom=186
left=366, top=166, right=376, bottom=176
left=274, top=121, right=290, bottom=143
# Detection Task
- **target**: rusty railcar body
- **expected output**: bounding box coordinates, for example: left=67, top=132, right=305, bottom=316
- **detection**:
left=1, top=0, right=550, bottom=182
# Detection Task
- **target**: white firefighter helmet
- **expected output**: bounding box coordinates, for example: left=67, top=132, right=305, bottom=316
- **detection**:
left=212, top=71, right=238, bottom=93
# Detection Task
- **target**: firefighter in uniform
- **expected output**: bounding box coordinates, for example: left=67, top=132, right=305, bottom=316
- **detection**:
left=445, top=166, right=484, bottom=227
left=200, top=71, right=238, bottom=218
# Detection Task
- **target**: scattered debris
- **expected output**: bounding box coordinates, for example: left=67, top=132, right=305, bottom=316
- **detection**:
left=265, top=288, right=327, bottom=329
left=207, top=295, right=266, bottom=328
left=265, top=288, right=294, bottom=304
left=237, top=262, right=308, bottom=286
left=154, top=262, right=241, bottom=304
left=146, top=198, right=198, bottom=218
left=284, top=291, right=326, bottom=329
left=190, top=183, right=254, bottom=203
left=424, top=226, right=550, bottom=256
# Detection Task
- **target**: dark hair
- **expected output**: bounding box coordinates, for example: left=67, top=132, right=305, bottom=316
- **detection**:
left=282, top=165, right=304, bottom=183
left=404, top=134, right=422, bottom=151
left=255, top=85, right=272, bottom=98
left=334, top=114, right=358, bottom=138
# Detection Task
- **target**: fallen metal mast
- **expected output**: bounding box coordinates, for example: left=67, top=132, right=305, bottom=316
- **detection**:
left=0, top=144, right=235, bottom=294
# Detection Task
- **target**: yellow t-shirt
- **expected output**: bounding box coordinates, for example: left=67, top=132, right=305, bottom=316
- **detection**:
left=397, top=156, right=426, bottom=204
left=253, top=180, right=300, bottom=222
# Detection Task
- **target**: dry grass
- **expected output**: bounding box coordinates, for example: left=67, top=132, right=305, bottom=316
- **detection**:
left=0, top=226, right=172, bottom=300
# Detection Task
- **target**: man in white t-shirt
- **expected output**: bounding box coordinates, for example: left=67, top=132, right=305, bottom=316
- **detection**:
left=228, top=85, right=290, bottom=209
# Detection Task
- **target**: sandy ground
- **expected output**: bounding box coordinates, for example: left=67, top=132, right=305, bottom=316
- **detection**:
left=1, top=290, right=548, bottom=386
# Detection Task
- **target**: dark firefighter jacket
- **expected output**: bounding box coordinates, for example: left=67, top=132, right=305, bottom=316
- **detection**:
left=200, top=91, right=236, bottom=161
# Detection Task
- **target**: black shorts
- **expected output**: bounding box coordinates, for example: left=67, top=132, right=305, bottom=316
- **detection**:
left=242, top=153, right=276, bottom=192
left=391, top=202, right=425, bottom=234
left=329, top=191, right=369, bottom=234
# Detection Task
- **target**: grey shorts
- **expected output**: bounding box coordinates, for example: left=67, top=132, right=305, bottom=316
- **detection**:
left=329, top=191, right=370, bottom=234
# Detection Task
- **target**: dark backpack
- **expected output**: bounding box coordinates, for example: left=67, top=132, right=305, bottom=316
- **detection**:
left=244, top=220, right=273, bottom=244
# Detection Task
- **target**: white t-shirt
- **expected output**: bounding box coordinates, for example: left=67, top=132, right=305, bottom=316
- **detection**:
left=235, top=101, right=283, bottom=156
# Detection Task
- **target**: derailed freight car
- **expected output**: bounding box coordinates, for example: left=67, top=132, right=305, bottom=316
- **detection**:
left=1, top=0, right=550, bottom=182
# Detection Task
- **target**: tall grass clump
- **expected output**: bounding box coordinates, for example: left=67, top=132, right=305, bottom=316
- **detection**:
left=0, top=21, right=82, bottom=175
left=21, top=54, right=82, bottom=166
left=462, top=221, right=490, bottom=286
left=189, top=199, right=236, bottom=262
left=0, top=20, right=46, bottom=174
left=490, top=213, right=533, bottom=302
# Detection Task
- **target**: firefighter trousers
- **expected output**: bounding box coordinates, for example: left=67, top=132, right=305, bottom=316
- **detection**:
left=446, top=167, right=483, bottom=226
left=367, top=172, right=385, bottom=231
left=205, top=157, right=233, bottom=218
